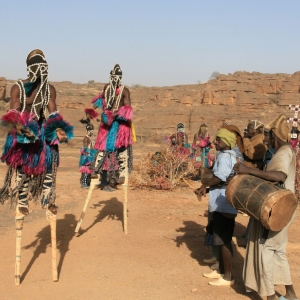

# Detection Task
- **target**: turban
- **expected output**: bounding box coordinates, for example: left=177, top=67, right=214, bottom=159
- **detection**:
left=221, top=124, right=244, bottom=153
left=265, top=114, right=289, bottom=142
left=216, top=128, right=237, bottom=149
left=249, top=120, right=264, bottom=130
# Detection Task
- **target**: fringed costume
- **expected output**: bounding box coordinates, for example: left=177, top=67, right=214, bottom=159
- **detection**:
left=192, top=123, right=213, bottom=168
left=1, top=49, right=74, bottom=285
left=89, top=64, right=134, bottom=185
left=169, top=123, right=190, bottom=155
left=79, top=120, right=96, bottom=188
left=0, top=55, right=74, bottom=211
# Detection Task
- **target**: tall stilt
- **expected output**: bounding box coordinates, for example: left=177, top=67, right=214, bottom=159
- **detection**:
left=47, top=209, right=58, bottom=282
left=15, top=209, right=24, bottom=285
left=75, top=176, right=98, bottom=233
left=122, top=170, right=129, bottom=234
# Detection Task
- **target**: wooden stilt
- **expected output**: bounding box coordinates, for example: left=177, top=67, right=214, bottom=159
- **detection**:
left=75, top=176, right=98, bottom=233
left=122, top=172, right=129, bottom=234
left=47, top=210, right=58, bottom=282
left=15, top=209, right=24, bottom=285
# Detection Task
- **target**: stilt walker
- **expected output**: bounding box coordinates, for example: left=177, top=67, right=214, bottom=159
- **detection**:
left=76, top=64, right=135, bottom=233
left=0, top=49, right=74, bottom=284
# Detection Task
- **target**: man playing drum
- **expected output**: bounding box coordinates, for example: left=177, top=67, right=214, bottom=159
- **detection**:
left=234, top=114, right=298, bottom=300
left=197, top=128, right=238, bottom=286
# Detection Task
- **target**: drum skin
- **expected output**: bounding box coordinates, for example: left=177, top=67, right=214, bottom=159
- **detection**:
left=226, top=174, right=297, bottom=231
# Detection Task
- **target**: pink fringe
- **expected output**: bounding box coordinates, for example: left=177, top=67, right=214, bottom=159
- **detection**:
left=102, top=156, right=118, bottom=171
left=199, top=139, right=208, bottom=147
left=95, top=123, right=109, bottom=151
left=1, top=138, right=47, bottom=176
left=85, top=108, right=99, bottom=119
left=115, top=123, right=133, bottom=148
left=91, top=93, right=103, bottom=104
left=289, top=139, right=299, bottom=150
left=117, top=105, right=133, bottom=121
left=51, top=140, right=59, bottom=145
left=1, top=110, right=36, bottom=126
left=104, top=110, right=114, bottom=126
left=79, top=166, right=93, bottom=174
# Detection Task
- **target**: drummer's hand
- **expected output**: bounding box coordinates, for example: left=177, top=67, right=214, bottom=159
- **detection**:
left=195, top=185, right=206, bottom=201
left=233, top=162, right=250, bottom=174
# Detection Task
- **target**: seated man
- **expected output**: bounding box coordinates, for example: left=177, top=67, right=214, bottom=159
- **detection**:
left=197, top=128, right=238, bottom=286
left=234, top=114, right=298, bottom=300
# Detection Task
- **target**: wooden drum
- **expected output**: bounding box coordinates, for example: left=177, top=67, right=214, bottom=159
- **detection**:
left=226, top=174, right=297, bottom=231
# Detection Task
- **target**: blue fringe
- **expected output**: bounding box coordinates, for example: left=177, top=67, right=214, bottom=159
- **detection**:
left=93, top=98, right=103, bottom=109
left=46, top=144, right=52, bottom=169
left=79, top=147, right=90, bottom=166
left=116, top=116, right=127, bottom=122
left=23, top=82, right=36, bottom=94
left=1, top=133, right=14, bottom=159
left=79, top=147, right=97, bottom=167
left=101, top=112, right=108, bottom=125
left=16, top=121, right=39, bottom=144
left=44, top=113, right=74, bottom=143
left=90, top=149, right=97, bottom=159
left=105, top=120, right=119, bottom=152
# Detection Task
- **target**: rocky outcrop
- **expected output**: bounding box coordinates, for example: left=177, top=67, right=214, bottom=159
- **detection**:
left=0, top=77, right=5, bottom=100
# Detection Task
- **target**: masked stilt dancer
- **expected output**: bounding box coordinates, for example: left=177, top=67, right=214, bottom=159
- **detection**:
left=79, top=117, right=97, bottom=188
left=82, top=64, right=134, bottom=234
left=0, top=49, right=74, bottom=283
left=89, top=64, right=134, bottom=191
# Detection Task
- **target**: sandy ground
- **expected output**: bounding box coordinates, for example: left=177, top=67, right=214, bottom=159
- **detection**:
left=0, top=147, right=299, bottom=300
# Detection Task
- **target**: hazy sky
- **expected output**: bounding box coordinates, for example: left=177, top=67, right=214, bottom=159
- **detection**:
left=0, top=0, right=299, bottom=86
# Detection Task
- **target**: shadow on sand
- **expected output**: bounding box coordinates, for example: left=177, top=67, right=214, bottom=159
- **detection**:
left=21, top=213, right=76, bottom=282
left=174, top=219, right=263, bottom=300
left=76, top=197, right=124, bottom=236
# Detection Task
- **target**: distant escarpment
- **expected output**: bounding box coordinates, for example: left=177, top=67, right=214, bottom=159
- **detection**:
left=1, top=71, right=299, bottom=143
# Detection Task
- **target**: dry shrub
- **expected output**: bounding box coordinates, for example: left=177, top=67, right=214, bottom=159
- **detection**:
left=130, top=145, right=197, bottom=190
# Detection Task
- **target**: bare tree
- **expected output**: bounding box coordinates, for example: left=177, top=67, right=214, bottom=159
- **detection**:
left=209, top=71, right=219, bottom=80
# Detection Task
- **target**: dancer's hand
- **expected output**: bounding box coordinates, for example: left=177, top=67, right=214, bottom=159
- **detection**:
left=15, top=123, right=35, bottom=138
left=56, top=128, right=68, bottom=143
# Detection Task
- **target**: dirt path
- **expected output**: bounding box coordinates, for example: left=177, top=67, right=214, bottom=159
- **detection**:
left=0, top=154, right=299, bottom=300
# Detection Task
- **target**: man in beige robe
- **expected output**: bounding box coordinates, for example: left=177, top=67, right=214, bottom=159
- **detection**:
left=234, top=114, right=298, bottom=300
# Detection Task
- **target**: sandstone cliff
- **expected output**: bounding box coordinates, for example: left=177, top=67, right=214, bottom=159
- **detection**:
left=1, top=71, right=299, bottom=145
